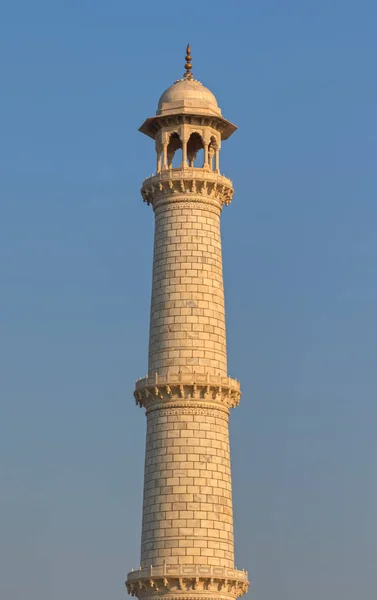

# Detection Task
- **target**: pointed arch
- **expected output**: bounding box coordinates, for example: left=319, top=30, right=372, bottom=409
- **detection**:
left=187, top=132, right=205, bottom=167
left=167, top=132, right=183, bottom=168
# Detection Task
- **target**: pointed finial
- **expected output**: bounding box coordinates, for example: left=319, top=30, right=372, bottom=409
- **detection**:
left=184, top=43, right=193, bottom=79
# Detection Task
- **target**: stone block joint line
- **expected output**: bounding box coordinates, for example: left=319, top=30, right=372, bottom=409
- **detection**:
left=126, top=45, right=250, bottom=599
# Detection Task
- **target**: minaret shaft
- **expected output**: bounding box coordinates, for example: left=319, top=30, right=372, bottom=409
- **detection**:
left=140, top=200, right=232, bottom=569
left=149, top=203, right=227, bottom=377
left=141, top=403, right=234, bottom=568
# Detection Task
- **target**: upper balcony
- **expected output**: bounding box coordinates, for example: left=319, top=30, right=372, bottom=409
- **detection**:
left=141, top=167, right=234, bottom=209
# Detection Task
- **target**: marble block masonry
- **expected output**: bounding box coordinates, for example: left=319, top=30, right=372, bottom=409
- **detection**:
left=126, top=46, right=250, bottom=600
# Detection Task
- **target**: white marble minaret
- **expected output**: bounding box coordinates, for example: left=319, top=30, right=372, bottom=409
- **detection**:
left=126, top=46, right=249, bottom=600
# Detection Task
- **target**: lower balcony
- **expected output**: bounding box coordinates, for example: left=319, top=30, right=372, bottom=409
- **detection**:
left=126, top=564, right=249, bottom=598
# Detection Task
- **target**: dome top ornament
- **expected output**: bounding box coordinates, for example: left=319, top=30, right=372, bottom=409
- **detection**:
left=184, top=43, right=193, bottom=80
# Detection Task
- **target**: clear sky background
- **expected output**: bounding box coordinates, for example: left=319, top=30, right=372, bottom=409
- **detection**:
left=1, top=1, right=376, bottom=599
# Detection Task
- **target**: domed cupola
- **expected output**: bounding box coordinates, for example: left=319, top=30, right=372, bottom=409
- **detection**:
left=139, top=44, right=236, bottom=142
left=157, top=76, right=221, bottom=118
left=138, top=45, right=237, bottom=208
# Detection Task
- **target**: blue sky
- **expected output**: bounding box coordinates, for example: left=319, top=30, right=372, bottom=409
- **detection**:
left=1, top=1, right=376, bottom=599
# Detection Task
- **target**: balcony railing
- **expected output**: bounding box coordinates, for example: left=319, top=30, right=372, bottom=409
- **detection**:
left=127, top=564, right=248, bottom=582
left=142, top=166, right=233, bottom=189
left=135, top=372, right=240, bottom=392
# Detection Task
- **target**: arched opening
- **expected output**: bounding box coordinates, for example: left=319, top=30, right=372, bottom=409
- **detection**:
left=167, top=132, right=182, bottom=169
left=187, top=132, right=205, bottom=168
left=208, top=136, right=218, bottom=171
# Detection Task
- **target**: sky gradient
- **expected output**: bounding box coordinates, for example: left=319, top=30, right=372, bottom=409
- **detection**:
left=1, top=1, right=377, bottom=599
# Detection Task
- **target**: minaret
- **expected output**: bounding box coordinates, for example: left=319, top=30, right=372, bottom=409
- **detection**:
left=126, top=46, right=249, bottom=600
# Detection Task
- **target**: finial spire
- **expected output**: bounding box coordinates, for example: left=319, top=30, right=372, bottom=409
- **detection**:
left=184, top=43, right=193, bottom=80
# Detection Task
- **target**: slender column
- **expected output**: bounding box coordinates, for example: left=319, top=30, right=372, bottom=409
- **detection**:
left=208, top=147, right=214, bottom=170
left=181, top=138, right=188, bottom=168
left=204, top=142, right=209, bottom=167
left=162, top=142, right=168, bottom=169
left=215, top=148, right=220, bottom=172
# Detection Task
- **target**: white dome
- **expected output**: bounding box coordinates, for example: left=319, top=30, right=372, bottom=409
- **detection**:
left=157, top=78, right=221, bottom=117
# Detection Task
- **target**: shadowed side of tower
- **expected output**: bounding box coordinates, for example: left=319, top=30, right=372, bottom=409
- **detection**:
left=126, top=46, right=249, bottom=600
